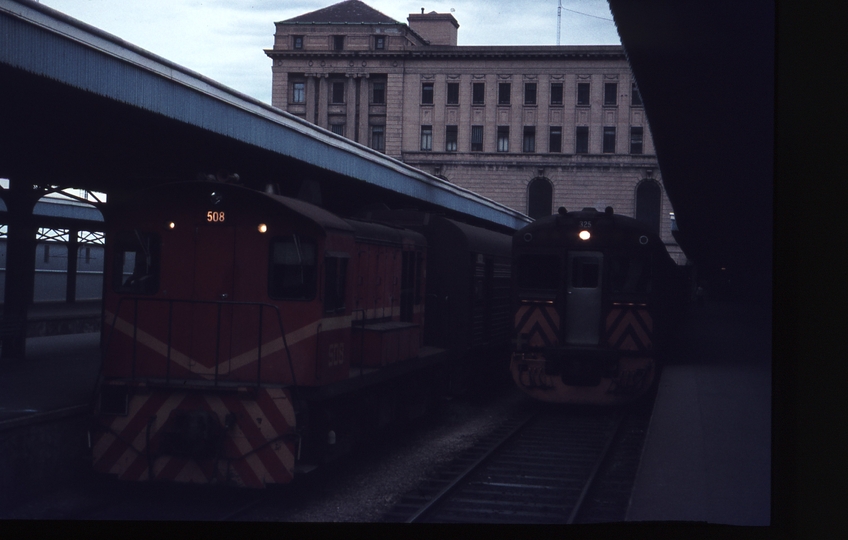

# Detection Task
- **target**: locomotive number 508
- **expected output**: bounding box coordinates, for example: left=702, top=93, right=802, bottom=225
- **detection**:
left=207, top=211, right=225, bottom=223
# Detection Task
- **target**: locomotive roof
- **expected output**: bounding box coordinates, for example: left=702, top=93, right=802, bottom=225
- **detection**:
left=343, top=207, right=510, bottom=257
left=343, top=218, right=427, bottom=247
left=261, top=190, right=354, bottom=234
left=114, top=181, right=355, bottom=235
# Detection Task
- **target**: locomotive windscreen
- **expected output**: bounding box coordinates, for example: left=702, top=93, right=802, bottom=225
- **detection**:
left=112, top=230, right=160, bottom=295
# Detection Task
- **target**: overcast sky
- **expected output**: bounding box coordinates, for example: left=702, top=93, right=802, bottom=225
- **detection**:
left=38, top=0, right=620, bottom=104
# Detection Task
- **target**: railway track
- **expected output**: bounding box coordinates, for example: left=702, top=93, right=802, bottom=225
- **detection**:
left=382, top=406, right=628, bottom=524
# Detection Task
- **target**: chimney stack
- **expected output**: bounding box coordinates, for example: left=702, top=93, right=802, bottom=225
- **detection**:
left=408, top=10, right=459, bottom=46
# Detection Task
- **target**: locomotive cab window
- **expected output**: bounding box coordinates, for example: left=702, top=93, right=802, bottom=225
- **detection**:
left=269, top=235, right=317, bottom=300
left=571, top=256, right=600, bottom=288
left=323, top=255, right=349, bottom=314
left=516, top=254, right=561, bottom=291
left=113, top=231, right=160, bottom=295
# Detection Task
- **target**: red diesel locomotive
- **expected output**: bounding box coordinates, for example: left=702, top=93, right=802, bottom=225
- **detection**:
left=91, top=180, right=512, bottom=487
left=510, top=207, right=687, bottom=405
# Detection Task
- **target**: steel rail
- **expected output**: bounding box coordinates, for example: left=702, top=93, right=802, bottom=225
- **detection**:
left=566, top=412, right=626, bottom=524
left=406, top=412, right=538, bottom=523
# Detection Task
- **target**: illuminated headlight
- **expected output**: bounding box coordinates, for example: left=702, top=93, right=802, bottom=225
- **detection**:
left=168, top=222, right=176, bottom=229
left=258, top=223, right=268, bottom=233
left=578, top=230, right=591, bottom=240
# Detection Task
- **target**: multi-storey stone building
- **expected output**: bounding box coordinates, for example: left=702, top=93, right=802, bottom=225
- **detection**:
left=265, top=0, right=683, bottom=262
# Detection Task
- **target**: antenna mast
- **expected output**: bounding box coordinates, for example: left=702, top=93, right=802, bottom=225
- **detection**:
left=557, top=0, right=562, bottom=45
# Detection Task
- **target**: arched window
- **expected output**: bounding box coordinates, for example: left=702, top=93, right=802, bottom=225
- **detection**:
left=527, top=177, right=553, bottom=219
left=635, top=180, right=662, bottom=235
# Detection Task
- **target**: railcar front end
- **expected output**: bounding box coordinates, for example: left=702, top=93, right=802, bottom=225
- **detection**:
left=510, top=207, right=680, bottom=405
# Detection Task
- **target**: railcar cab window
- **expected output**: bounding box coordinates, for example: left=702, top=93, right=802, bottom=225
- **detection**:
left=516, top=254, right=561, bottom=291
left=269, top=235, right=317, bottom=300
left=113, top=231, right=160, bottom=294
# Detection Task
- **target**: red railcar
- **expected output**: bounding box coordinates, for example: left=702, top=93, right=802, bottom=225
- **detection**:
left=91, top=181, right=431, bottom=487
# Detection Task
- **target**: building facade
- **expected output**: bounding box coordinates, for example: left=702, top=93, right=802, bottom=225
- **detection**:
left=265, top=0, right=684, bottom=262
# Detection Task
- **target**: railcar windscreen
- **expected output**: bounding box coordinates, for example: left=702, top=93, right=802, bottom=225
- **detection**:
left=112, top=231, right=160, bottom=295
left=608, top=254, right=652, bottom=294
left=269, top=235, right=317, bottom=300
left=516, top=254, right=561, bottom=290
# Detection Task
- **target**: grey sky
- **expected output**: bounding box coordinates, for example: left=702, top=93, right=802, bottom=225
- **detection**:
left=38, top=0, right=620, bottom=104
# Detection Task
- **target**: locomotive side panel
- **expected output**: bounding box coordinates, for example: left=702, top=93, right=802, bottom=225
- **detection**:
left=347, top=220, right=426, bottom=367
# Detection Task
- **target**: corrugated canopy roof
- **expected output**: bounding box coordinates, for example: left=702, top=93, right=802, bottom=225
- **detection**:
left=279, top=0, right=400, bottom=25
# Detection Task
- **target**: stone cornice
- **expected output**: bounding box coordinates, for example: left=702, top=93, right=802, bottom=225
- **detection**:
left=265, top=45, right=625, bottom=61
left=402, top=152, right=658, bottom=168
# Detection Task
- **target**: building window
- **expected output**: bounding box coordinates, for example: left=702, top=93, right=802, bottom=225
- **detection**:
left=293, top=36, right=304, bottom=49
left=550, top=83, right=563, bottom=105
left=292, top=82, right=305, bottom=103
left=422, top=82, right=434, bottom=104
left=630, top=126, right=644, bottom=154
left=331, top=82, right=345, bottom=103
left=631, top=82, right=643, bottom=106
left=604, top=83, right=617, bottom=106
left=498, top=83, right=511, bottom=105
left=374, top=36, right=385, bottom=50
left=527, top=178, right=553, bottom=219
left=603, top=126, right=616, bottom=153
left=420, top=125, right=433, bottom=151
left=331, top=124, right=345, bottom=136
left=523, top=126, right=536, bottom=153
left=445, top=125, right=458, bottom=151
left=333, top=35, right=344, bottom=51
left=575, top=126, right=589, bottom=153
left=372, top=81, right=385, bottom=104
left=549, top=126, right=562, bottom=153
left=371, top=126, right=385, bottom=152
left=471, top=125, right=483, bottom=151
left=524, top=83, right=537, bottom=105
left=447, top=82, right=459, bottom=104
left=577, top=83, right=590, bottom=105
left=472, top=83, right=485, bottom=105
left=497, top=126, right=509, bottom=152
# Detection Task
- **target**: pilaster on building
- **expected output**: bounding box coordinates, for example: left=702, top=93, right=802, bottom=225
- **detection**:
left=265, top=0, right=684, bottom=264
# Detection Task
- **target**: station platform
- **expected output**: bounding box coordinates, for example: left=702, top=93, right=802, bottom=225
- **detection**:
left=0, top=299, right=101, bottom=425
left=0, top=333, right=100, bottom=427
left=24, top=300, right=101, bottom=338
left=626, top=299, right=772, bottom=526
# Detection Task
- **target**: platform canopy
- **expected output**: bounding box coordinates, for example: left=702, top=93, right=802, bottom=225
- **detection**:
left=0, top=0, right=529, bottom=233
left=608, top=0, right=774, bottom=300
